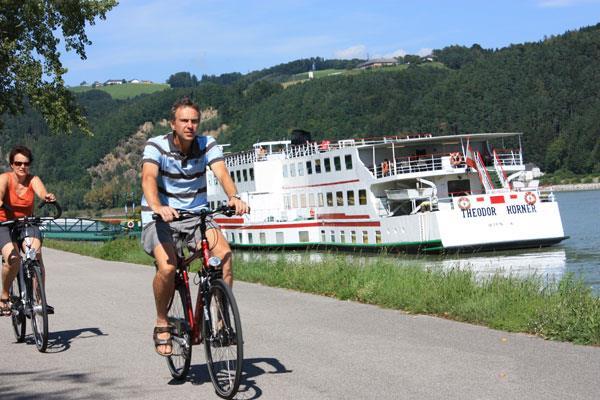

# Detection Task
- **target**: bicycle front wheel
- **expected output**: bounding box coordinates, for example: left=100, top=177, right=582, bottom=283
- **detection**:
left=203, top=279, right=243, bottom=399
left=10, top=275, right=25, bottom=342
left=166, top=284, right=192, bottom=380
left=29, top=263, right=48, bottom=352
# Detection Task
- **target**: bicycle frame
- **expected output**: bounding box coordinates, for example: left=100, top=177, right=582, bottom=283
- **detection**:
left=175, top=216, right=217, bottom=345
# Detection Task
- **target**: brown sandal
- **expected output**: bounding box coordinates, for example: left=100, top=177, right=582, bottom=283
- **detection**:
left=0, top=298, right=11, bottom=316
left=153, top=325, right=173, bottom=357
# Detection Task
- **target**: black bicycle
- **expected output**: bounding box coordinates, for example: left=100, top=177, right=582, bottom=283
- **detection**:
left=153, top=206, right=243, bottom=399
left=1, top=201, right=61, bottom=352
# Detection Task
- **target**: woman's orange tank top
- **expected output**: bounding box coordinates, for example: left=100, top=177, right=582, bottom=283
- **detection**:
left=0, top=174, right=35, bottom=222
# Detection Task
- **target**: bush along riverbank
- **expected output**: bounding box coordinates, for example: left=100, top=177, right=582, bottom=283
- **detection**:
left=46, top=238, right=600, bottom=346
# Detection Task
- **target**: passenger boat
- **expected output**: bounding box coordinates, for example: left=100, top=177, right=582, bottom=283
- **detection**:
left=206, top=132, right=567, bottom=253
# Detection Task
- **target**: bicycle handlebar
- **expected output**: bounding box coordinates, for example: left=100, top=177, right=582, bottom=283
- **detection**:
left=0, top=201, right=62, bottom=227
left=152, top=205, right=237, bottom=222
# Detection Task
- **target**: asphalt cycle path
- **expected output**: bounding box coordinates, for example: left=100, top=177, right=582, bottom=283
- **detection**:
left=1, top=248, right=599, bottom=400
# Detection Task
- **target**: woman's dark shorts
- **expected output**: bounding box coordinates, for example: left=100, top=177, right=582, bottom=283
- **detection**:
left=0, top=225, right=42, bottom=250
left=141, top=216, right=219, bottom=256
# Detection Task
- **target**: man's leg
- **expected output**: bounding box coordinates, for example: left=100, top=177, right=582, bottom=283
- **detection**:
left=152, top=242, right=177, bottom=355
left=205, top=228, right=233, bottom=286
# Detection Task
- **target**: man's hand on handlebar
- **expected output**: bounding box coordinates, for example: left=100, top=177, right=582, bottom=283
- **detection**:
left=227, top=197, right=250, bottom=216
left=154, top=205, right=180, bottom=222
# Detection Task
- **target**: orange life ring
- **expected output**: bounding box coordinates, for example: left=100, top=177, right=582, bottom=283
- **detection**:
left=127, top=220, right=135, bottom=229
left=524, top=192, right=536, bottom=205
left=449, top=152, right=464, bottom=167
left=458, top=197, right=471, bottom=210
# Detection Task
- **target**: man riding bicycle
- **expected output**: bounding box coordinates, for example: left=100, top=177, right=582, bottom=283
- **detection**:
left=141, top=97, right=248, bottom=357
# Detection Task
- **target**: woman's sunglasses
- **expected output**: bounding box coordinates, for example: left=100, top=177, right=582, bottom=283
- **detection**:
left=12, top=161, right=30, bottom=167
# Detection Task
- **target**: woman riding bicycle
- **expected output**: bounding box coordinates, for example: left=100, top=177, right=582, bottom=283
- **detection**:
left=0, top=145, right=56, bottom=316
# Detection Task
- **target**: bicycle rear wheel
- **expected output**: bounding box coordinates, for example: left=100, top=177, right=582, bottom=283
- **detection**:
left=29, top=262, right=48, bottom=352
left=10, top=275, right=25, bottom=342
left=203, top=279, right=243, bottom=399
left=166, top=284, right=192, bottom=380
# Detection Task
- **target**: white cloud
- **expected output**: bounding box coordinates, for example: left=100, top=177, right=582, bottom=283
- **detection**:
left=537, top=0, right=600, bottom=7
left=417, top=48, right=433, bottom=57
left=334, top=45, right=367, bottom=59
left=383, top=48, right=407, bottom=58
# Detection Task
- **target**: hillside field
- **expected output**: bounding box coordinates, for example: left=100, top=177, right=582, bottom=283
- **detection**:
left=69, top=83, right=170, bottom=99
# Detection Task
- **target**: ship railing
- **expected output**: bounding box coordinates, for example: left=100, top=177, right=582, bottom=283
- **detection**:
left=371, top=153, right=444, bottom=178
left=225, top=150, right=258, bottom=167
left=493, top=149, right=522, bottom=166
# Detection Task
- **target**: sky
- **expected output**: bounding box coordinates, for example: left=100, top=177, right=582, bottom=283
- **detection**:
left=61, top=0, right=600, bottom=86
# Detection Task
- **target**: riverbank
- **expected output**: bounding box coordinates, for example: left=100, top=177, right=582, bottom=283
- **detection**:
left=46, top=238, right=600, bottom=345
left=547, top=182, right=600, bottom=192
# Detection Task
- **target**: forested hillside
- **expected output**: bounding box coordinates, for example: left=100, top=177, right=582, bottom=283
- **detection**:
left=1, top=23, right=599, bottom=211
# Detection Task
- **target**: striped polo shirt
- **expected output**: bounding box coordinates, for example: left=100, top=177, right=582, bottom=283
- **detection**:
left=140, top=132, right=224, bottom=225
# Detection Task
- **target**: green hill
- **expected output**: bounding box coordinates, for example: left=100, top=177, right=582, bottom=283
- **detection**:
left=1, top=24, right=599, bottom=211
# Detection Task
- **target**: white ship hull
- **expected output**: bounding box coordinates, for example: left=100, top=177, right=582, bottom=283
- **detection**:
left=207, top=133, right=566, bottom=253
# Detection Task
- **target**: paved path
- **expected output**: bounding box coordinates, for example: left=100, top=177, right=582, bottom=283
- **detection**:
left=1, top=249, right=599, bottom=399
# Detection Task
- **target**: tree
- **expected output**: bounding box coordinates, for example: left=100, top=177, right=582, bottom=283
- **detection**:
left=0, top=0, right=117, bottom=134
left=167, top=72, right=199, bottom=88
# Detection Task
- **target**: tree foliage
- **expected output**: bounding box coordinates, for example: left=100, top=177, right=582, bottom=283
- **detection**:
left=0, top=0, right=117, bottom=133
left=167, top=71, right=199, bottom=88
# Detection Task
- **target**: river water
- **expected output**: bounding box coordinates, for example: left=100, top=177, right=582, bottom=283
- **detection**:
left=239, top=190, right=600, bottom=294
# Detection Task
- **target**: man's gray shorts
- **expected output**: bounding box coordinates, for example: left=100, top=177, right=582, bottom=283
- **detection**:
left=141, top=216, right=219, bottom=256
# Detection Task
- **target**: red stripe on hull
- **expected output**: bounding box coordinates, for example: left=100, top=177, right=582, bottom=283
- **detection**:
left=220, top=221, right=381, bottom=230
left=214, top=218, right=244, bottom=224
left=316, top=213, right=370, bottom=219
left=490, top=195, right=505, bottom=204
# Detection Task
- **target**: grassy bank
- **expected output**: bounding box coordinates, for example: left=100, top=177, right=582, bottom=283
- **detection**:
left=46, top=238, right=600, bottom=345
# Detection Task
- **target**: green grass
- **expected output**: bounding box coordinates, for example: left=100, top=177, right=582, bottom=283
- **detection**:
left=46, top=238, right=600, bottom=345
left=69, top=83, right=170, bottom=99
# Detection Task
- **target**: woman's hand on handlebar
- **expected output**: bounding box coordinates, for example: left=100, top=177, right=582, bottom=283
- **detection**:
left=44, top=193, right=56, bottom=203
left=227, top=197, right=250, bottom=216
left=154, top=205, right=180, bottom=222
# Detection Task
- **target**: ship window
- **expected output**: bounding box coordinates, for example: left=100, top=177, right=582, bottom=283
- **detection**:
left=306, top=161, right=313, bottom=175
left=308, top=193, right=316, bottom=207
left=290, top=163, right=296, bottom=177
left=283, top=164, right=288, bottom=177
left=345, top=155, right=353, bottom=169
left=238, top=233, right=243, bottom=243
left=375, top=231, right=381, bottom=244
left=299, top=231, right=309, bottom=242
left=340, top=231, right=346, bottom=243
left=359, top=189, right=367, bottom=205
left=315, top=159, right=322, bottom=173
left=229, top=233, right=235, bottom=243
left=230, top=171, right=235, bottom=181
left=362, top=231, right=369, bottom=244
left=447, top=179, right=471, bottom=196
left=260, top=232, right=266, bottom=244
left=318, top=193, right=324, bottom=207
left=336, top=191, right=343, bottom=206
left=347, top=190, right=355, bottom=206
left=276, top=232, right=284, bottom=244
left=351, top=231, right=357, bottom=243
left=243, top=169, right=248, bottom=181
left=334, top=156, right=341, bottom=171
left=284, top=195, right=291, bottom=209
left=326, top=192, right=333, bottom=207
left=321, top=230, right=326, bottom=242
left=248, top=233, right=253, bottom=244
left=324, top=158, right=331, bottom=172
left=300, top=193, right=307, bottom=208
left=249, top=168, right=254, bottom=181
left=236, top=170, right=241, bottom=182
left=292, top=195, right=298, bottom=208
left=297, top=162, right=304, bottom=176
left=330, top=230, right=335, bottom=242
